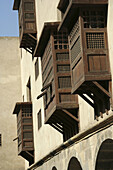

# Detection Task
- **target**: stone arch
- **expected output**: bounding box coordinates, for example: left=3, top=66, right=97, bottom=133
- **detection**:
left=94, top=129, right=113, bottom=167
left=67, top=157, right=83, bottom=170
left=95, top=139, right=113, bottom=170
left=52, top=166, right=57, bottom=170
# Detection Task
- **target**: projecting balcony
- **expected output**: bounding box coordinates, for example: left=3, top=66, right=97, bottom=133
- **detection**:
left=35, top=22, right=79, bottom=141
left=58, top=0, right=111, bottom=118
left=13, top=0, right=37, bottom=53
left=13, top=102, right=34, bottom=165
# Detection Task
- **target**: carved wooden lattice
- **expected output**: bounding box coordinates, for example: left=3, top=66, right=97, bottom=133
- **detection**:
left=82, top=7, right=106, bottom=28
left=86, top=32, right=105, bottom=49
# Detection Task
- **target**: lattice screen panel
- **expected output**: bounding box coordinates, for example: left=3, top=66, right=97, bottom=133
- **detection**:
left=59, top=93, right=76, bottom=103
left=57, top=64, right=70, bottom=72
left=71, top=36, right=81, bottom=63
left=86, top=32, right=105, bottom=49
left=54, top=31, right=68, bottom=50
left=82, top=7, right=106, bottom=28
left=56, top=52, right=69, bottom=61
left=24, top=2, right=34, bottom=11
left=58, top=77, right=71, bottom=88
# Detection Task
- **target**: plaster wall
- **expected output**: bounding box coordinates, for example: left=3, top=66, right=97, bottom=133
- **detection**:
left=21, top=50, right=62, bottom=166
left=0, top=37, right=25, bottom=170
left=35, top=118, right=113, bottom=170
left=35, top=0, right=61, bottom=40
left=108, top=0, right=113, bottom=100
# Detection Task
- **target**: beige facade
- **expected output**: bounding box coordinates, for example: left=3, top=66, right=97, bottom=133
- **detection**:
left=12, top=0, right=113, bottom=169
left=0, top=37, right=25, bottom=170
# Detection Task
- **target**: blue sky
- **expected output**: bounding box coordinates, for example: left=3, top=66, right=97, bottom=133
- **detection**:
left=0, top=1, right=19, bottom=36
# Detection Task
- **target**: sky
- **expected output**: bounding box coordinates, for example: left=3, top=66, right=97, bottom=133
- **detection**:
left=0, top=1, right=19, bottom=36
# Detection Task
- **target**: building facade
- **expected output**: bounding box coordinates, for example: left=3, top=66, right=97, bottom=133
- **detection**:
left=0, top=37, right=25, bottom=170
left=12, top=0, right=113, bottom=170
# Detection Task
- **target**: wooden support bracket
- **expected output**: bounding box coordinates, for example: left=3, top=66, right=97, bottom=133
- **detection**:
left=62, top=109, right=79, bottom=122
left=26, top=151, right=34, bottom=158
left=41, top=81, right=52, bottom=92
left=92, top=81, right=111, bottom=98
left=37, top=91, right=47, bottom=100
left=79, top=93, right=95, bottom=108
left=28, top=34, right=37, bottom=41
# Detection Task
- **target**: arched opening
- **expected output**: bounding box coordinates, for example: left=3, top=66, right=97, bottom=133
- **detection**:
left=68, top=157, right=82, bottom=170
left=52, top=166, right=57, bottom=170
left=95, top=139, right=113, bottom=170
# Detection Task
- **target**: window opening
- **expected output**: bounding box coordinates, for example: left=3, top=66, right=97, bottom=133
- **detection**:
left=37, top=110, right=42, bottom=130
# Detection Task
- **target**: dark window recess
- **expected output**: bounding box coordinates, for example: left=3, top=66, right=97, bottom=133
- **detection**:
left=35, top=58, right=39, bottom=80
left=37, top=110, right=42, bottom=130
left=0, top=134, right=1, bottom=146
left=27, top=78, right=31, bottom=102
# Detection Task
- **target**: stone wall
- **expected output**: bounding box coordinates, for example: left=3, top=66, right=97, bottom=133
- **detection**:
left=0, top=37, right=25, bottom=170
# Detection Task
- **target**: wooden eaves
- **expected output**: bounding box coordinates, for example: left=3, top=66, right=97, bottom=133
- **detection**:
left=33, top=22, right=60, bottom=57
left=57, top=0, right=69, bottom=13
left=13, top=102, right=32, bottom=114
left=58, top=0, right=108, bottom=32
left=13, top=0, right=21, bottom=10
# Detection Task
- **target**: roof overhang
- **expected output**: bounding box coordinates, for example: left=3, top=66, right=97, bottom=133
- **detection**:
left=58, top=0, right=108, bottom=32
left=57, top=0, right=69, bottom=13
left=34, top=22, right=60, bottom=57
left=13, top=0, right=21, bottom=10
left=13, top=102, right=32, bottom=114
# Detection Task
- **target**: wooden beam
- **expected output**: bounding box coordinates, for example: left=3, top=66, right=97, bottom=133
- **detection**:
left=13, top=136, right=18, bottom=141
left=26, top=151, right=34, bottom=158
left=62, top=109, right=79, bottom=122
left=41, top=81, right=52, bottom=92
left=37, top=91, right=47, bottom=100
left=92, top=81, right=111, bottom=98
left=28, top=34, right=37, bottom=41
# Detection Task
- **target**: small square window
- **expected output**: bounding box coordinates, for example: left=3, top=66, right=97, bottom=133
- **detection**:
left=37, top=110, right=42, bottom=130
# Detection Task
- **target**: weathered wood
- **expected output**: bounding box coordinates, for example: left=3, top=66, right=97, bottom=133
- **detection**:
left=37, top=91, right=47, bottom=100
left=12, top=102, right=34, bottom=164
left=62, top=109, right=79, bottom=122
left=92, top=81, right=111, bottom=98
left=13, top=0, right=37, bottom=52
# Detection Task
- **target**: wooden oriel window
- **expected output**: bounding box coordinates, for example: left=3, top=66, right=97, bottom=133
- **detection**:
left=58, top=1, right=111, bottom=118
left=13, top=102, right=34, bottom=165
left=13, top=0, right=37, bottom=53
left=36, top=22, right=79, bottom=141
